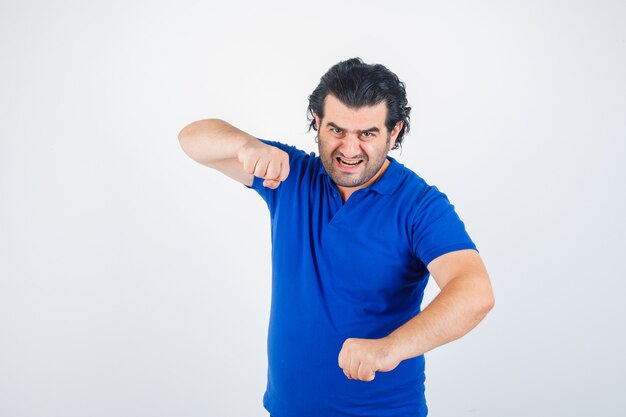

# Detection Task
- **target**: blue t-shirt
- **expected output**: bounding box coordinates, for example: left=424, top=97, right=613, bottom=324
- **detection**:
left=248, top=139, right=477, bottom=417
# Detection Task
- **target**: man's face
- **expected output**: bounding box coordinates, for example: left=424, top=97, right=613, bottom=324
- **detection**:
left=314, top=94, right=402, bottom=192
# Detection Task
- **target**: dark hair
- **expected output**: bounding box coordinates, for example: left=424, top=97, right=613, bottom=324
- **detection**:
left=307, top=57, right=411, bottom=150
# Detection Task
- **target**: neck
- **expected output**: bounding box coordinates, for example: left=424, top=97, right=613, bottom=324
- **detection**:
left=337, top=158, right=390, bottom=203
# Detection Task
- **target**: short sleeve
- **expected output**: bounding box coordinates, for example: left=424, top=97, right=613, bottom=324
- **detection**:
left=245, top=138, right=308, bottom=214
left=411, top=185, right=478, bottom=266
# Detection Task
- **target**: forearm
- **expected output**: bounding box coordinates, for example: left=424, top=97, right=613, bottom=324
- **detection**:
left=177, top=118, right=259, bottom=167
left=386, top=273, right=494, bottom=361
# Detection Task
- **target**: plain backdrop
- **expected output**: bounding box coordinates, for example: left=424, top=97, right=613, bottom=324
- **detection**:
left=1, top=0, right=625, bottom=416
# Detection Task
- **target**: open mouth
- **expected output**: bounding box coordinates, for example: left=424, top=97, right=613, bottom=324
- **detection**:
left=336, top=157, right=364, bottom=167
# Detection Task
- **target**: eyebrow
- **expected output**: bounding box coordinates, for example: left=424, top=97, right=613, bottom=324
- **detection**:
left=326, top=121, right=380, bottom=134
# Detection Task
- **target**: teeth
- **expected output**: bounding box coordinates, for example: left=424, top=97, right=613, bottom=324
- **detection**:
left=339, top=158, right=360, bottom=166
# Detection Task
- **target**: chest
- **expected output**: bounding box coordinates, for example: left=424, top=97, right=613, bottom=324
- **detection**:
left=272, top=182, right=426, bottom=295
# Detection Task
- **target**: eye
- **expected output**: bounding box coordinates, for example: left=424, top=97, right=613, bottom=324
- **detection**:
left=331, top=127, right=342, bottom=134
left=362, top=131, right=374, bottom=138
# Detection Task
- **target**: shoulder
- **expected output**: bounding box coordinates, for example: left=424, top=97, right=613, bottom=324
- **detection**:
left=391, top=161, right=461, bottom=229
left=390, top=159, right=434, bottom=206
left=399, top=165, right=477, bottom=263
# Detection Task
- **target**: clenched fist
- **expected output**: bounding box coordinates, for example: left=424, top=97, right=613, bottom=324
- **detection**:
left=337, top=337, right=402, bottom=382
left=238, top=140, right=290, bottom=189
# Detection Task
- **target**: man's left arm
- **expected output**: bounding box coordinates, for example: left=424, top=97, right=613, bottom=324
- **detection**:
left=337, top=249, right=495, bottom=381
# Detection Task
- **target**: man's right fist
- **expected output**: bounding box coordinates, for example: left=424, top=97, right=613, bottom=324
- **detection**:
left=238, top=141, right=290, bottom=189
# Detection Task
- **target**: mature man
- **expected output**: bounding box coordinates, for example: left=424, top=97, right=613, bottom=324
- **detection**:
left=178, top=58, right=495, bottom=417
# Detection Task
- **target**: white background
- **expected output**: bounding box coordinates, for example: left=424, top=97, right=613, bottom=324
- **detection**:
left=1, top=0, right=625, bottom=416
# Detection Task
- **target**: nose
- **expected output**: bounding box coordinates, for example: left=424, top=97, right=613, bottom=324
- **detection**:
left=339, top=134, right=362, bottom=158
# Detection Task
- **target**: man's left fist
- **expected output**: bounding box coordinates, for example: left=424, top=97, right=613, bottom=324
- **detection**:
left=337, top=337, right=402, bottom=382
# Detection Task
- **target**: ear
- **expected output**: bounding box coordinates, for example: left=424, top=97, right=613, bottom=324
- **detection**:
left=389, top=121, right=403, bottom=149
left=314, top=113, right=320, bottom=130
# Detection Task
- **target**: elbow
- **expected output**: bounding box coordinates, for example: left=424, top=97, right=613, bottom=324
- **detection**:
left=177, top=122, right=195, bottom=150
left=177, top=118, right=224, bottom=143
left=177, top=125, right=189, bottom=142
left=177, top=118, right=223, bottom=160
left=177, top=126, right=193, bottom=157
left=478, top=287, right=495, bottom=318
left=468, top=295, right=494, bottom=329
left=177, top=120, right=198, bottom=143
left=485, top=292, right=495, bottom=314
left=471, top=276, right=495, bottom=321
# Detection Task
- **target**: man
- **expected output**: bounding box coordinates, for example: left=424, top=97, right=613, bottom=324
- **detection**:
left=178, top=57, right=495, bottom=417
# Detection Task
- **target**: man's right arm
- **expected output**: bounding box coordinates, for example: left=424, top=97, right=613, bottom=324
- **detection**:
left=177, top=118, right=290, bottom=189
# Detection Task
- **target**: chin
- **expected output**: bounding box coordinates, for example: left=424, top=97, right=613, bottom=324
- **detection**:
left=330, top=172, right=369, bottom=188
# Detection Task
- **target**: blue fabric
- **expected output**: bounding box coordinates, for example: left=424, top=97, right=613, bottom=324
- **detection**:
left=247, top=139, right=477, bottom=417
